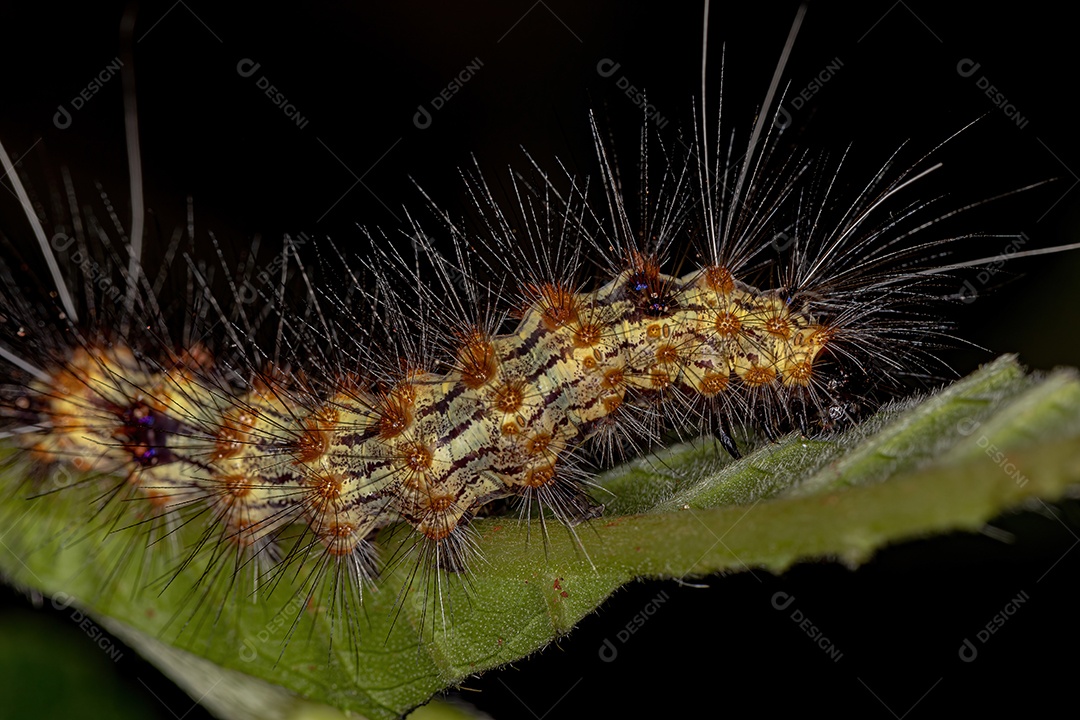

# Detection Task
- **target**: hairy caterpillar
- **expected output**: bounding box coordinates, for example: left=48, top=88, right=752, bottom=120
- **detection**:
left=2, top=2, right=1079, bottom=719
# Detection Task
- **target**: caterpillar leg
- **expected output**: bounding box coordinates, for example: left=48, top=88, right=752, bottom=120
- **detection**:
left=710, top=412, right=742, bottom=460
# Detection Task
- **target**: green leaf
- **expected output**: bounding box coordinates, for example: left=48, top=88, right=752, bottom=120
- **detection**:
left=2, top=355, right=1079, bottom=719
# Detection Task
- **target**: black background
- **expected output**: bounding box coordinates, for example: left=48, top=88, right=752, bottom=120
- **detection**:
left=1, top=2, right=1078, bottom=718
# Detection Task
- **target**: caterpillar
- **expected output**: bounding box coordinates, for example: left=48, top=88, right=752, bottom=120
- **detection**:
left=2, top=1, right=1080, bottom=720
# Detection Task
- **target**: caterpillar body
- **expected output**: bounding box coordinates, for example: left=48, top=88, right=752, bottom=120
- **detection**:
left=10, top=249, right=833, bottom=563
left=1, top=2, right=1078, bottom=719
